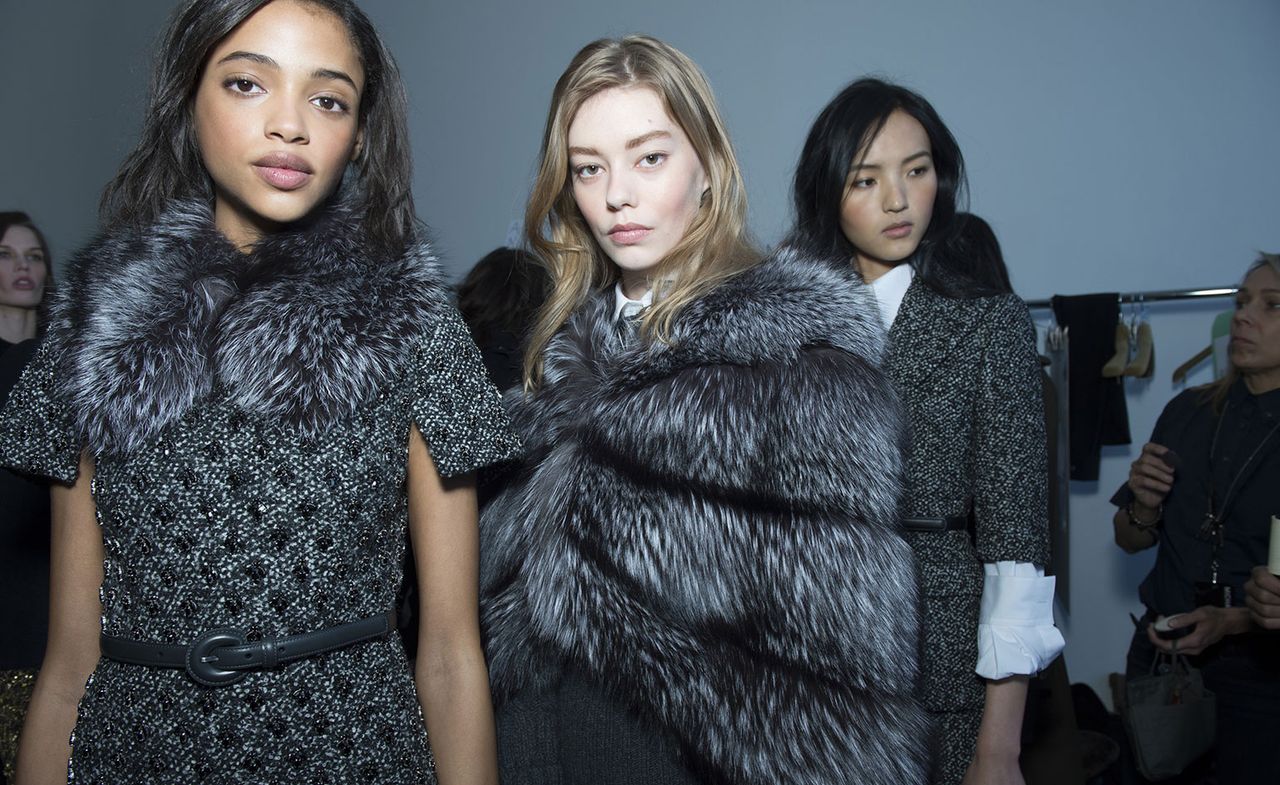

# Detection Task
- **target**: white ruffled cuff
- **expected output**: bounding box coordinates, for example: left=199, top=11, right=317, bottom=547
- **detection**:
left=974, top=561, right=1065, bottom=680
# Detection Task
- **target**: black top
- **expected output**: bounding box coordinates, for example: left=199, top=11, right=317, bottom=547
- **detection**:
left=1112, top=379, right=1280, bottom=614
left=0, top=337, right=50, bottom=669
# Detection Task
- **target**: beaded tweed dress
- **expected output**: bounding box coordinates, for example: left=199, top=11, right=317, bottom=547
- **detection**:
left=0, top=201, right=520, bottom=784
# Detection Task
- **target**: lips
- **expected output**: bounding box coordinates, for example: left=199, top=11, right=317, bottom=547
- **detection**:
left=252, top=152, right=314, bottom=191
left=608, top=223, right=652, bottom=246
left=12, top=276, right=35, bottom=290
left=882, top=221, right=913, bottom=239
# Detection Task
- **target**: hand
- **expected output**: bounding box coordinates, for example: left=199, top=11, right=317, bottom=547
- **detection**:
left=962, top=750, right=1024, bottom=785
left=1245, top=566, right=1280, bottom=630
left=1146, top=605, right=1251, bottom=656
left=1127, top=442, right=1175, bottom=511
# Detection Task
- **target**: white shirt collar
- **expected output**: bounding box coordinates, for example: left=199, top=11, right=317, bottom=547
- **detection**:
left=613, top=282, right=654, bottom=321
left=869, top=263, right=914, bottom=331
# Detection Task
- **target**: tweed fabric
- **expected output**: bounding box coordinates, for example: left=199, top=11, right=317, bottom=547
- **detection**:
left=884, top=276, right=1051, bottom=785
left=0, top=201, right=520, bottom=784
left=483, top=248, right=929, bottom=785
left=0, top=668, right=36, bottom=782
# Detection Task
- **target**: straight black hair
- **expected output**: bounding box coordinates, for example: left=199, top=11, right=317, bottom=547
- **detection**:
left=789, top=78, right=997, bottom=299
left=456, top=247, right=549, bottom=346
left=938, top=213, right=1012, bottom=295
left=100, top=0, right=415, bottom=256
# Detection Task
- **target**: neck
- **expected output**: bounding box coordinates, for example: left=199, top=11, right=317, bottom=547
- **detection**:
left=855, top=255, right=903, bottom=284
left=0, top=304, right=38, bottom=344
left=214, top=197, right=280, bottom=253
left=619, top=270, right=651, bottom=301
left=1243, top=368, right=1280, bottom=395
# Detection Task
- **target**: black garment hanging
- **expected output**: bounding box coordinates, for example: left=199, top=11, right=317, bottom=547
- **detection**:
left=1051, top=294, right=1132, bottom=481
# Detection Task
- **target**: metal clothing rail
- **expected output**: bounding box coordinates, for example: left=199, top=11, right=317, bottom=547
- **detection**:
left=1025, top=286, right=1237, bottom=311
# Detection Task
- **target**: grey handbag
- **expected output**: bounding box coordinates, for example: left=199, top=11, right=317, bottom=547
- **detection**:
left=1122, top=653, right=1217, bottom=781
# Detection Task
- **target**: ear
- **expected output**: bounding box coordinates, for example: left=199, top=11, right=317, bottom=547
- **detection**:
left=351, top=126, right=366, bottom=162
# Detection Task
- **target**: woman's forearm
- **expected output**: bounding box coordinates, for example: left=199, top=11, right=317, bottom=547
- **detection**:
left=416, top=643, right=498, bottom=785
left=976, top=675, right=1029, bottom=758
left=15, top=665, right=90, bottom=785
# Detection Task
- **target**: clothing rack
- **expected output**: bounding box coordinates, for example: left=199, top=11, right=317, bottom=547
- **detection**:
left=1024, top=286, right=1237, bottom=311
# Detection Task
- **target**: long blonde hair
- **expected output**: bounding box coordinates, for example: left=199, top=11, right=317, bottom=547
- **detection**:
left=522, top=35, right=760, bottom=388
left=1202, top=251, right=1280, bottom=411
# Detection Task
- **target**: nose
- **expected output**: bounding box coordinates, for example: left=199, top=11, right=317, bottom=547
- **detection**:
left=605, top=171, right=635, bottom=212
left=265, top=99, right=308, bottom=145
left=883, top=175, right=908, bottom=213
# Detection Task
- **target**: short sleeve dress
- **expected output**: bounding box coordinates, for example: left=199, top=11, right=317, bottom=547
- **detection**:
left=0, top=204, right=520, bottom=784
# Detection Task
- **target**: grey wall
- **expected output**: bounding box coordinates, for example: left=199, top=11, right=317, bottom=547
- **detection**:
left=4, top=0, right=1280, bottom=708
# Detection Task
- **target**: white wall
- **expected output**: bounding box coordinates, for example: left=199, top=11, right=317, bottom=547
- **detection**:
left=4, top=0, right=1279, bottom=708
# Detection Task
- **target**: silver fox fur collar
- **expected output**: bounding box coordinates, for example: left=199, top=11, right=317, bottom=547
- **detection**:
left=48, top=198, right=449, bottom=456
left=482, top=247, right=929, bottom=785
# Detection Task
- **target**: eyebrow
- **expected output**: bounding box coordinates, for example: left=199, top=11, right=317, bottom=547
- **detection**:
left=851, top=150, right=932, bottom=172
left=626, top=130, right=672, bottom=150
left=216, top=51, right=360, bottom=92
left=568, top=130, right=674, bottom=158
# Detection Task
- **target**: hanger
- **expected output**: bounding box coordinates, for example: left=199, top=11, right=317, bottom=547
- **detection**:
left=1173, top=346, right=1212, bottom=383
left=1124, top=294, right=1154, bottom=377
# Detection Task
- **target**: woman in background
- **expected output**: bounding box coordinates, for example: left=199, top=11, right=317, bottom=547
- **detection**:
left=790, top=78, right=1064, bottom=785
left=0, top=210, right=53, bottom=784
left=0, top=211, right=49, bottom=350
left=1114, top=253, right=1280, bottom=785
left=481, top=36, right=926, bottom=785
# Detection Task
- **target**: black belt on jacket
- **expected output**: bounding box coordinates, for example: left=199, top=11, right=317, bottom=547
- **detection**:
left=100, top=611, right=395, bottom=687
left=901, top=516, right=969, bottom=533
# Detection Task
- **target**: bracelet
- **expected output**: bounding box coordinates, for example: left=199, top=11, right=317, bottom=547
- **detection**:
left=1126, top=501, right=1163, bottom=530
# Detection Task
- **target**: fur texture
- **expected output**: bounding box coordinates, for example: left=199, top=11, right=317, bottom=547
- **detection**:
left=482, top=247, right=929, bottom=784
left=47, top=197, right=451, bottom=456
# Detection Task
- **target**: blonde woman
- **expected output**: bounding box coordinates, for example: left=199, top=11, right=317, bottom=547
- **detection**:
left=480, top=36, right=927, bottom=785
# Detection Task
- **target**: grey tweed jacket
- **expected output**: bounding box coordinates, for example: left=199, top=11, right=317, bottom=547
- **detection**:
left=883, top=276, right=1051, bottom=715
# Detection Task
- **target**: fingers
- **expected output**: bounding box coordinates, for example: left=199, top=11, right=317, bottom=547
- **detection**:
left=1130, top=456, right=1174, bottom=487
left=1246, top=567, right=1280, bottom=630
left=1247, top=566, right=1280, bottom=597
left=1127, top=443, right=1175, bottom=504
left=1245, top=595, right=1280, bottom=630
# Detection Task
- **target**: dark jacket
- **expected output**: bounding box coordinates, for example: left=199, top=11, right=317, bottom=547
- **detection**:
left=884, top=276, right=1051, bottom=715
left=481, top=248, right=928, bottom=785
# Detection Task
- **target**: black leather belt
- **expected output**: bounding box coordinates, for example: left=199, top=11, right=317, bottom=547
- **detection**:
left=901, top=516, right=968, bottom=533
left=100, top=611, right=395, bottom=687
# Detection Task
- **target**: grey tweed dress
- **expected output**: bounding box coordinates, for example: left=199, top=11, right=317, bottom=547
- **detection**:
left=884, top=277, right=1051, bottom=785
left=0, top=202, right=520, bottom=784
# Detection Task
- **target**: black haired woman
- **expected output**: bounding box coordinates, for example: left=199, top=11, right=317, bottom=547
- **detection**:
left=0, top=1, right=517, bottom=783
left=790, top=78, right=1064, bottom=785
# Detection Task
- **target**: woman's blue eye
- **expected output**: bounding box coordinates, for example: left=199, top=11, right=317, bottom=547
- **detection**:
left=575, top=164, right=600, bottom=178
left=641, top=153, right=665, bottom=166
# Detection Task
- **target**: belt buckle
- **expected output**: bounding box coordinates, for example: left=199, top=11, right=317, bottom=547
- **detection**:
left=185, top=628, right=248, bottom=687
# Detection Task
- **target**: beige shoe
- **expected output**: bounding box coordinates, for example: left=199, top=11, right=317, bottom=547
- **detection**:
left=1101, top=323, right=1130, bottom=378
